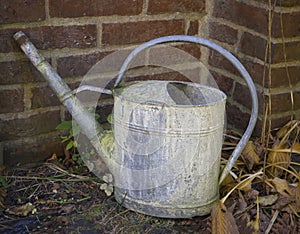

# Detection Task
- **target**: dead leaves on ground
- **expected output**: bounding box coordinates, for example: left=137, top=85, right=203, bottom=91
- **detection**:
left=232, top=120, right=300, bottom=177
left=5, top=202, right=37, bottom=217
left=241, top=141, right=261, bottom=170
left=268, top=120, right=300, bottom=177
left=217, top=120, right=300, bottom=233
left=211, top=201, right=239, bottom=234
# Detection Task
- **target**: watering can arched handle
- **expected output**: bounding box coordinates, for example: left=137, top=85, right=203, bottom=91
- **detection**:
left=114, top=35, right=259, bottom=184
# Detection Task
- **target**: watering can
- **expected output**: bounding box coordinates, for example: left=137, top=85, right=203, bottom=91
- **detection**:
left=14, top=32, right=258, bottom=218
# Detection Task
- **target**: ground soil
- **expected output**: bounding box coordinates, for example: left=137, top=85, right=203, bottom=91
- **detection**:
left=1, top=126, right=299, bottom=234
left=0, top=163, right=210, bottom=234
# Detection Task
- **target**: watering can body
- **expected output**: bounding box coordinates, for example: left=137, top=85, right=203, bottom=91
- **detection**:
left=14, top=33, right=258, bottom=218
left=112, top=80, right=226, bottom=217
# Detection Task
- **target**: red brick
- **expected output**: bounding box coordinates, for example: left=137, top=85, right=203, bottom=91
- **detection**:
left=187, top=20, right=199, bottom=36
left=57, top=51, right=112, bottom=78
left=49, top=0, right=143, bottom=18
left=0, top=110, right=61, bottom=141
left=0, top=0, right=45, bottom=24
left=147, top=0, right=205, bottom=14
left=233, top=82, right=264, bottom=113
left=240, top=32, right=267, bottom=61
left=125, top=68, right=192, bottom=83
left=277, top=0, right=300, bottom=6
left=294, top=91, right=300, bottom=110
left=0, top=60, right=44, bottom=85
left=254, top=0, right=300, bottom=7
left=226, top=102, right=262, bottom=136
left=273, top=41, right=300, bottom=63
left=0, top=88, right=24, bottom=113
left=271, top=66, right=300, bottom=88
left=243, top=59, right=269, bottom=87
left=213, top=0, right=299, bottom=38
left=226, top=102, right=251, bottom=131
left=208, top=50, right=239, bottom=76
left=269, top=115, right=295, bottom=131
left=241, top=33, right=300, bottom=63
left=175, top=44, right=201, bottom=59
left=148, top=44, right=201, bottom=67
left=102, top=20, right=185, bottom=46
left=270, top=93, right=295, bottom=113
left=31, top=86, right=61, bottom=108
left=277, top=11, right=300, bottom=38
left=0, top=29, right=22, bottom=53
left=209, top=22, right=238, bottom=45
left=209, top=70, right=234, bottom=96
left=0, top=25, right=97, bottom=53
left=4, top=136, right=63, bottom=166
left=213, top=0, right=269, bottom=35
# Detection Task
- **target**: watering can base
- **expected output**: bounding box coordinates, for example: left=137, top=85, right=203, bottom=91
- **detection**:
left=114, top=190, right=219, bottom=218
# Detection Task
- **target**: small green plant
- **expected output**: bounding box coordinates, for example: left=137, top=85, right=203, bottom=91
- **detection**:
left=56, top=120, right=83, bottom=165
left=55, top=113, right=111, bottom=166
left=56, top=120, right=80, bottom=150
left=56, top=113, right=115, bottom=196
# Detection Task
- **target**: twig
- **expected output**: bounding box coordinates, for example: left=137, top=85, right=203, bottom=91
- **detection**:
left=4, top=175, right=98, bottom=183
left=265, top=209, right=279, bottom=234
left=221, top=171, right=263, bottom=204
left=264, top=163, right=300, bottom=180
left=28, top=184, right=41, bottom=199
left=266, top=148, right=300, bottom=154
left=44, top=163, right=101, bottom=184
left=53, top=195, right=91, bottom=204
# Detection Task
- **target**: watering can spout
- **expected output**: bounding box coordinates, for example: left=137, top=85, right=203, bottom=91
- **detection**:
left=13, top=31, right=116, bottom=169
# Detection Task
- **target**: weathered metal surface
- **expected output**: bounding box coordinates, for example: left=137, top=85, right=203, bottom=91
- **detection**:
left=14, top=32, right=258, bottom=218
left=113, top=81, right=226, bottom=218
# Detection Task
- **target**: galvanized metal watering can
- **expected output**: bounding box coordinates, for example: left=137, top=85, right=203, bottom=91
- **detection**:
left=14, top=32, right=258, bottom=218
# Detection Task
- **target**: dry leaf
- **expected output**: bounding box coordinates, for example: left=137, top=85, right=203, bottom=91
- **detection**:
left=237, top=177, right=257, bottom=192
left=5, top=202, right=35, bottom=216
left=52, top=182, right=60, bottom=190
left=211, top=200, right=239, bottom=234
left=63, top=148, right=71, bottom=165
left=291, top=142, right=300, bottom=153
left=61, top=204, right=75, bottom=214
left=295, top=182, right=300, bottom=212
left=236, top=213, right=258, bottom=234
left=271, top=212, right=294, bottom=233
left=220, top=173, right=235, bottom=187
left=57, top=216, right=69, bottom=225
left=271, top=177, right=294, bottom=197
left=258, top=194, right=278, bottom=206
left=238, top=180, right=252, bottom=192
left=46, top=153, right=57, bottom=163
left=250, top=198, right=259, bottom=234
left=235, top=196, right=247, bottom=215
left=276, top=120, right=297, bottom=139
left=242, top=141, right=260, bottom=170
left=267, top=143, right=291, bottom=176
left=272, top=196, right=294, bottom=210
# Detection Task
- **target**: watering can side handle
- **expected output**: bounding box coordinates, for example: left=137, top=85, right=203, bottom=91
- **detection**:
left=115, top=35, right=258, bottom=184
left=74, top=85, right=113, bottom=95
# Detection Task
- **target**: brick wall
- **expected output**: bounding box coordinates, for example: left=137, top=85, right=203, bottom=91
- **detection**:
left=206, top=0, right=300, bottom=134
left=0, top=0, right=205, bottom=165
left=1, top=0, right=299, bottom=165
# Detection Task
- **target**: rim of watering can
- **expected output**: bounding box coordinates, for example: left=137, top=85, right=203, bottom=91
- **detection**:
left=113, top=80, right=227, bottom=108
left=113, top=35, right=259, bottom=184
